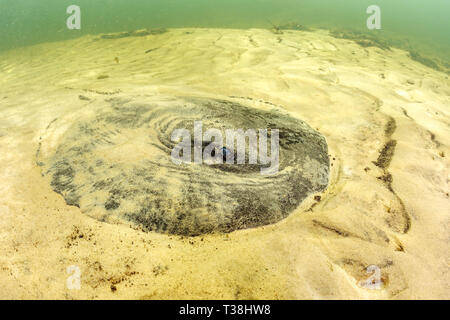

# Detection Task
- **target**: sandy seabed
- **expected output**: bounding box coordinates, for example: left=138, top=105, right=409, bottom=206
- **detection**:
left=0, top=28, right=449, bottom=299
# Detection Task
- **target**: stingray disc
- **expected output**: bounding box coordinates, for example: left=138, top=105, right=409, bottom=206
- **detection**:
left=37, top=96, right=329, bottom=236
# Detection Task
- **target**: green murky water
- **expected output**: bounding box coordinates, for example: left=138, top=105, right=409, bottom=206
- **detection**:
left=0, top=0, right=449, bottom=70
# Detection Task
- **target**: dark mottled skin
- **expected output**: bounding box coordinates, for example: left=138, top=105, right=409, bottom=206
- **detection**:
left=39, top=96, right=329, bottom=236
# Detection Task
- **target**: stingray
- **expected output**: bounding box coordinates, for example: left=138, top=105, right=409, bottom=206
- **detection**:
left=37, top=96, right=329, bottom=236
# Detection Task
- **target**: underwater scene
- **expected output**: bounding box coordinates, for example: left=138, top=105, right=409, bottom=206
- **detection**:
left=0, top=0, right=449, bottom=300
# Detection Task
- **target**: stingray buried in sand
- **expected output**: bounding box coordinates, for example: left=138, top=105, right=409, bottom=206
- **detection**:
left=37, top=96, right=329, bottom=236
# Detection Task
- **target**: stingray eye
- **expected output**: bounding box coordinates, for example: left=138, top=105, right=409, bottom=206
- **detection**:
left=221, top=147, right=232, bottom=161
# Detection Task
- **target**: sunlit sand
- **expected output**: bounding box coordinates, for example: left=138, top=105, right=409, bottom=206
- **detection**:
left=0, top=28, right=448, bottom=299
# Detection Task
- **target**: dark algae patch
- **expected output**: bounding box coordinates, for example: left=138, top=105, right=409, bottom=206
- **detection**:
left=99, top=28, right=167, bottom=40
left=268, top=21, right=311, bottom=34
left=37, top=96, right=329, bottom=236
left=408, top=51, right=443, bottom=72
left=406, top=50, right=447, bottom=74
left=330, top=29, right=449, bottom=74
left=373, top=117, right=411, bottom=234
left=373, top=140, right=397, bottom=169
left=374, top=117, right=397, bottom=169
left=330, top=30, right=391, bottom=50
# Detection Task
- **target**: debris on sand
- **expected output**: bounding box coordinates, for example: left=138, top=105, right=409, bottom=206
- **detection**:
left=100, top=28, right=167, bottom=40
left=268, top=21, right=311, bottom=34
left=330, top=29, right=448, bottom=73
left=330, top=30, right=391, bottom=50
left=408, top=50, right=441, bottom=71
left=78, top=95, right=90, bottom=101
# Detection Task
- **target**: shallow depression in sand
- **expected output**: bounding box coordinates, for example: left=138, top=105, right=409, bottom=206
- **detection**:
left=36, top=95, right=329, bottom=236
